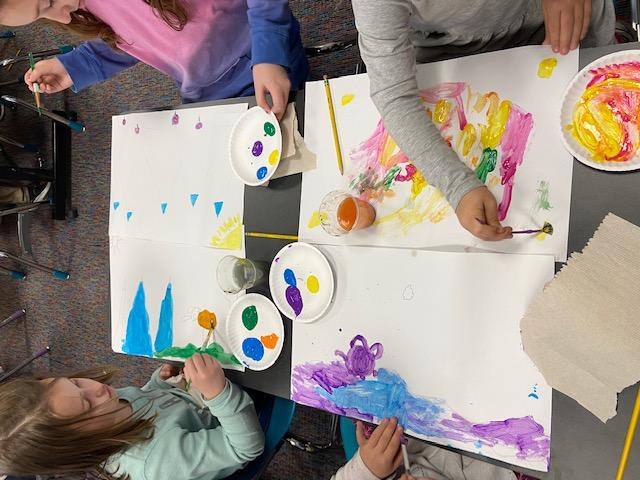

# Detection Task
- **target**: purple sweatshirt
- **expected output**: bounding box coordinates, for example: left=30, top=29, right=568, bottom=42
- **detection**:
left=58, top=0, right=308, bottom=102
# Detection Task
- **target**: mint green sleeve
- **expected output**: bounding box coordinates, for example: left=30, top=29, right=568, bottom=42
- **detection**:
left=141, top=367, right=172, bottom=391
left=142, top=381, right=264, bottom=480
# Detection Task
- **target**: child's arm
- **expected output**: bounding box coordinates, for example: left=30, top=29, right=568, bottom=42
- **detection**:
left=57, top=40, right=139, bottom=92
left=141, top=364, right=181, bottom=391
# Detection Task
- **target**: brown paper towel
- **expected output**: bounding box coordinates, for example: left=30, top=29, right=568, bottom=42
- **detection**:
left=271, top=103, right=317, bottom=180
left=521, top=213, right=640, bottom=422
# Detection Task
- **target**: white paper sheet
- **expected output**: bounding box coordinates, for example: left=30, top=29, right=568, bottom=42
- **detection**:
left=300, top=46, right=576, bottom=261
left=110, top=236, right=245, bottom=370
left=109, top=103, right=248, bottom=250
left=291, top=246, right=554, bottom=471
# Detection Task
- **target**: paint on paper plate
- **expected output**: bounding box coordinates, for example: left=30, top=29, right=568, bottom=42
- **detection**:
left=567, top=61, right=640, bottom=162
left=310, top=82, right=534, bottom=236
left=238, top=301, right=281, bottom=362
left=284, top=268, right=303, bottom=316
left=292, top=335, right=550, bottom=464
left=210, top=214, right=243, bottom=249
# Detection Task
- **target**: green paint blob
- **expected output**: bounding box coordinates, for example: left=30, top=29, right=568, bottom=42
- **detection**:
left=154, top=342, right=241, bottom=365
left=475, top=148, right=498, bottom=183
left=536, top=181, right=553, bottom=211
left=264, top=122, right=276, bottom=136
left=242, top=305, right=258, bottom=330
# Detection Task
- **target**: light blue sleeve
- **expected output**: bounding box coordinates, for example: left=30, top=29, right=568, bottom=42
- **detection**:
left=57, top=40, right=139, bottom=92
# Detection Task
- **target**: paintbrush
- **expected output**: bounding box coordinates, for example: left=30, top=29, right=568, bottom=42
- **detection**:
left=2, top=95, right=86, bottom=132
left=27, top=52, right=41, bottom=116
left=401, top=443, right=410, bottom=473
left=512, top=222, right=554, bottom=236
left=323, top=75, right=344, bottom=175
left=186, top=310, right=218, bottom=391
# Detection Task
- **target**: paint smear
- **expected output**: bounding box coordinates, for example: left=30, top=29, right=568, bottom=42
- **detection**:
left=252, top=141, right=264, bottom=157
left=126, top=211, right=133, bottom=222
left=113, top=201, right=120, bottom=210
left=155, top=342, right=240, bottom=365
left=197, top=309, right=217, bottom=330
left=154, top=283, right=173, bottom=352
left=242, top=305, right=258, bottom=330
left=341, top=94, right=355, bottom=106
left=195, top=118, right=203, bottom=130
left=242, top=337, right=265, bottom=361
left=257, top=166, right=268, bottom=180
left=261, top=333, right=280, bottom=349
left=534, top=181, right=552, bottom=212
left=306, top=275, right=320, bottom=294
left=264, top=121, right=276, bottom=136
left=171, top=112, right=180, bottom=125
left=160, top=202, right=168, bottom=214
left=268, top=149, right=280, bottom=165
left=308, top=211, right=328, bottom=229
left=537, top=58, right=558, bottom=79
left=122, top=282, right=153, bottom=356
left=210, top=214, right=243, bottom=250
left=284, top=268, right=297, bottom=287
left=476, top=148, right=497, bottom=183
left=286, top=285, right=303, bottom=317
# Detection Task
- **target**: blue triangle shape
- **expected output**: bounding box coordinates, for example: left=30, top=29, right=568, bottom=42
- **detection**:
left=190, top=194, right=199, bottom=207
left=160, top=202, right=168, bottom=214
left=214, top=201, right=223, bottom=217
left=126, top=211, right=133, bottom=221
left=113, top=201, right=120, bottom=210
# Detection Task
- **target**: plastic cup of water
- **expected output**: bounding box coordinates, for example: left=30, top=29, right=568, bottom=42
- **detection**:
left=216, top=256, right=269, bottom=294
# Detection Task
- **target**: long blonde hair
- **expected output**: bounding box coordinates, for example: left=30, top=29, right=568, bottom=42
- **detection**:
left=0, top=367, right=155, bottom=480
left=66, top=0, right=189, bottom=48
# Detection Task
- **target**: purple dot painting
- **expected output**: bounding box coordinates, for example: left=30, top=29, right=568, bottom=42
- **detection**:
left=122, top=118, right=126, bottom=125
left=242, top=337, right=264, bottom=361
left=134, top=124, right=140, bottom=135
left=171, top=112, right=180, bottom=125
left=256, top=166, right=268, bottom=180
left=251, top=141, right=264, bottom=157
left=285, top=285, right=303, bottom=317
left=195, top=117, right=203, bottom=130
left=291, top=335, right=550, bottom=466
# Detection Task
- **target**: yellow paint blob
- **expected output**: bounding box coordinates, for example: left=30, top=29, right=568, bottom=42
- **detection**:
left=268, top=149, right=280, bottom=166
left=458, top=123, right=477, bottom=156
left=433, top=99, right=452, bottom=124
left=537, top=58, right=558, bottom=79
left=307, top=210, right=328, bottom=229
left=410, top=171, right=427, bottom=199
left=306, top=275, right=320, bottom=294
left=210, top=214, right=243, bottom=249
left=480, top=100, right=511, bottom=149
left=535, top=232, right=548, bottom=241
left=341, top=94, right=355, bottom=106
left=197, top=310, right=217, bottom=330
left=473, top=92, right=499, bottom=117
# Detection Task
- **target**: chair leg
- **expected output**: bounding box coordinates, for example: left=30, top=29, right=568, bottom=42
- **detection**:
left=286, top=413, right=340, bottom=452
left=0, top=249, right=69, bottom=280
left=0, top=309, right=26, bottom=328
left=0, top=346, right=50, bottom=382
left=0, top=264, right=25, bottom=280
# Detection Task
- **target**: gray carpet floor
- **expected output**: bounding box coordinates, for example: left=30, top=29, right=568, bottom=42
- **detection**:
left=0, top=1, right=359, bottom=478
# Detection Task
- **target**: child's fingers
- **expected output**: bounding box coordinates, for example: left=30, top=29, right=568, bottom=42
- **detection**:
left=384, top=425, right=403, bottom=457
left=270, top=87, right=287, bottom=121
left=559, top=9, right=573, bottom=54
left=356, top=421, right=367, bottom=446
left=255, top=86, right=271, bottom=114
left=376, top=418, right=398, bottom=450
left=368, top=418, right=388, bottom=447
left=191, top=353, right=205, bottom=372
left=546, top=10, right=561, bottom=52
left=392, top=448, right=404, bottom=470
left=581, top=0, right=591, bottom=40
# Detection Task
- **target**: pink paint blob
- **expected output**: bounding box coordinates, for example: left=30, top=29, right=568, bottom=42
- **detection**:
left=171, top=112, right=180, bottom=125
left=122, top=118, right=126, bottom=125
left=195, top=118, right=203, bottom=130
left=134, top=124, right=140, bottom=134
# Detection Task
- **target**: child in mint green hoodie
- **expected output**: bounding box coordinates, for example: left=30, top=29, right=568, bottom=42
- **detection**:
left=0, top=353, right=264, bottom=480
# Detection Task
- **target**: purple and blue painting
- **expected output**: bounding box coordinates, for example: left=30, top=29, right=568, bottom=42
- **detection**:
left=291, top=335, right=550, bottom=469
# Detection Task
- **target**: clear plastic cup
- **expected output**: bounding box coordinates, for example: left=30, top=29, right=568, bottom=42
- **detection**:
left=319, top=190, right=376, bottom=236
left=216, top=256, right=269, bottom=294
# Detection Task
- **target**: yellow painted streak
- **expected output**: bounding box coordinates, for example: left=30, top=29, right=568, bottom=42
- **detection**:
left=474, top=92, right=499, bottom=117
left=410, top=171, right=427, bottom=199
left=341, top=94, right=355, bottom=106
left=537, top=58, right=558, bottom=79
left=433, top=99, right=452, bottom=124
left=379, top=134, right=399, bottom=168
left=480, top=100, right=512, bottom=149
left=535, top=232, right=548, bottom=241
left=460, top=124, right=477, bottom=156
left=307, top=210, right=328, bottom=229
left=210, top=214, right=243, bottom=249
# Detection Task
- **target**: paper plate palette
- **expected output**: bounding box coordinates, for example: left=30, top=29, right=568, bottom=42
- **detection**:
left=269, top=242, right=334, bottom=323
left=225, top=293, right=284, bottom=370
left=229, top=106, right=282, bottom=185
left=560, top=50, right=640, bottom=172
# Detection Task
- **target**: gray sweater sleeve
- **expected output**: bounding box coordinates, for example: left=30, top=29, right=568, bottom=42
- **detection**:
left=351, top=0, right=483, bottom=210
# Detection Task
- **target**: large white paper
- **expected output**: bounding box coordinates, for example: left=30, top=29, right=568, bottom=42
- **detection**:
left=110, top=103, right=248, bottom=250
left=110, top=236, right=245, bottom=370
left=300, top=46, right=576, bottom=261
left=291, top=246, right=554, bottom=471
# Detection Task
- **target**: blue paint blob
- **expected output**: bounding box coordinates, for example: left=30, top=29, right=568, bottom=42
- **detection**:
left=242, top=337, right=265, bottom=362
left=528, top=393, right=539, bottom=400
left=113, top=201, right=120, bottom=210
left=154, top=283, right=173, bottom=352
left=160, top=203, right=168, bottom=214
left=122, top=282, right=153, bottom=356
left=126, top=211, right=133, bottom=221
left=256, top=166, right=268, bottom=180
left=190, top=193, right=199, bottom=207
left=214, top=201, right=223, bottom=217
left=251, top=141, right=264, bottom=157
left=283, top=268, right=297, bottom=286
left=474, top=440, right=483, bottom=449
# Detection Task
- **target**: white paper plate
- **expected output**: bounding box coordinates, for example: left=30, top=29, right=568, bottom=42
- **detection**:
left=229, top=106, right=282, bottom=185
left=560, top=50, right=640, bottom=172
left=269, top=242, right=334, bottom=323
left=225, top=293, right=284, bottom=371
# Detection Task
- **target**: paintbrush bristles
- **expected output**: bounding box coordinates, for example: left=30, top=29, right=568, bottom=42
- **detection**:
left=541, top=222, right=554, bottom=235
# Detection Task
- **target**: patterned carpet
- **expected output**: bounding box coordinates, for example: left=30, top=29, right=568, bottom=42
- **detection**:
left=0, top=1, right=358, bottom=478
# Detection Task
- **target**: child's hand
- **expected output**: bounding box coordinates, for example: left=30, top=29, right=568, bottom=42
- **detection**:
left=183, top=353, right=226, bottom=400
left=253, top=63, right=291, bottom=121
left=456, top=187, right=512, bottom=241
left=356, top=418, right=404, bottom=478
left=159, top=363, right=181, bottom=380
left=23, top=58, right=73, bottom=94
left=542, top=0, right=591, bottom=54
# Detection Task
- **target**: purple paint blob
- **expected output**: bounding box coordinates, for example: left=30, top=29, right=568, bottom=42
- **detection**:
left=335, top=335, right=383, bottom=379
left=251, top=140, right=264, bottom=156
left=134, top=124, right=140, bottom=134
left=195, top=118, right=203, bottom=130
left=242, top=337, right=264, bottom=361
left=171, top=112, right=180, bottom=125
left=122, top=118, right=126, bottom=125
left=256, top=166, right=268, bottom=180
left=285, top=285, right=303, bottom=316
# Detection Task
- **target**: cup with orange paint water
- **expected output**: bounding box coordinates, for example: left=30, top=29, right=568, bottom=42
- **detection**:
left=319, top=190, right=376, bottom=236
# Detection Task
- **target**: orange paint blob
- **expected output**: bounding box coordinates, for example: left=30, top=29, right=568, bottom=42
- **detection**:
left=261, top=333, right=279, bottom=349
left=197, top=309, right=217, bottom=330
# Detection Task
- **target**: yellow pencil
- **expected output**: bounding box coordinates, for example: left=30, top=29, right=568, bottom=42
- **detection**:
left=615, top=385, right=640, bottom=480
left=245, top=231, right=298, bottom=241
left=323, top=75, right=344, bottom=175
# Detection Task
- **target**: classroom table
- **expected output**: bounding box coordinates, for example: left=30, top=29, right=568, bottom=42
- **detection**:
left=158, top=42, right=640, bottom=480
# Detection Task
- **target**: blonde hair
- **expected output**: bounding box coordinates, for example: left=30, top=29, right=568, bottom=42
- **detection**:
left=0, top=367, right=155, bottom=479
